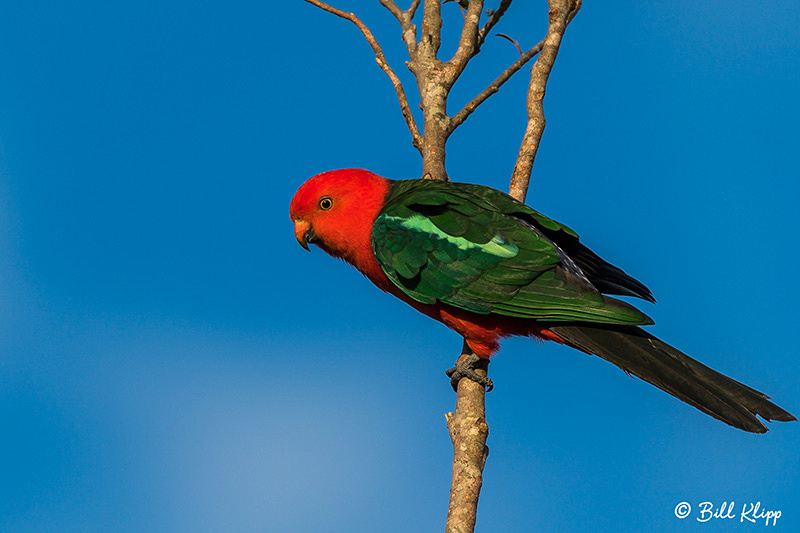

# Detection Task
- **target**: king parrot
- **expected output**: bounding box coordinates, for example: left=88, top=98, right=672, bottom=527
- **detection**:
left=289, top=168, right=795, bottom=433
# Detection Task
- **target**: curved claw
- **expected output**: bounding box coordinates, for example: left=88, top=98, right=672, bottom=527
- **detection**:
left=445, top=353, right=493, bottom=392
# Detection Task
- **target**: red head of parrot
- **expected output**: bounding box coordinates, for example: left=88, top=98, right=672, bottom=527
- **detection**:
left=289, top=169, right=392, bottom=283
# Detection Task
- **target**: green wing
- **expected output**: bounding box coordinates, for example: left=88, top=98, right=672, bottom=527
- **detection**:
left=371, top=179, right=652, bottom=325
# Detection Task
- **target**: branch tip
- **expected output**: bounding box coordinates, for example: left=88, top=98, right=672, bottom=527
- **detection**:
left=304, top=0, right=422, bottom=150
left=510, top=0, right=581, bottom=202
left=496, top=33, right=523, bottom=55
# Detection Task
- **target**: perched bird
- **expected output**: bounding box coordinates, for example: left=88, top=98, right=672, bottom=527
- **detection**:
left=289, top=168, right=795, bottom=433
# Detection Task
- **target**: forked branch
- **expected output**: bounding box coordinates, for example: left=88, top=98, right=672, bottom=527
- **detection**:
left=379, top=0, right=420, bottom=57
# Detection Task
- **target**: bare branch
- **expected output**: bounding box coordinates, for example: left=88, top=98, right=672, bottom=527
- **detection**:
left=304, top=0, right=423, bottom=149
left=449, top=38, right=544, bottom=133
left=420, top=0, right=443, bottom=60
left=446, top=0, right=485, bottom=86
left=379, top=0, right=403, bottom=15
left=379, top=0, right=419, bottom=58
left=445, top=345, right=489, bottom=533
left=379, top=0, right=422, bottom=19
left=409, top=0, right=422, bottom=18
left=410, top=1, right=450, bottom=180
left=510, top=0, right=581, bottom=202
left=478, top=0, right=513, bottom=48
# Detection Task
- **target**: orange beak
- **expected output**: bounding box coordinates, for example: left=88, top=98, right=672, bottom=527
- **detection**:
left=294, top=219, right=313, bottom=251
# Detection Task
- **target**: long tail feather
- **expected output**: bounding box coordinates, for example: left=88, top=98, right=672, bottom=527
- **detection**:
left=548, top=325, right=796, bottom=433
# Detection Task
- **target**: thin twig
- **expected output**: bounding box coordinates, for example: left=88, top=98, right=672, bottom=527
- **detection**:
left=444, top=344, right=490, bottom=533
left=304, top=0, right=423, bottom=149
left=496, top=33, right=523, bottom=55
left=478, top=0, right=513, bottom=48
left=449, top=38, right=545, bottom=133
left=509, top=0, right=581, bottom=202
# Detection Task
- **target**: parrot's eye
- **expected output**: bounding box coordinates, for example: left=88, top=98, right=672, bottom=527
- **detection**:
left=319, top=197, right=333, bottom=210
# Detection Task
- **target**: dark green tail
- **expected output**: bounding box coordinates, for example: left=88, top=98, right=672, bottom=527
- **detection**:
left=549, top=325, right=796, bottom=433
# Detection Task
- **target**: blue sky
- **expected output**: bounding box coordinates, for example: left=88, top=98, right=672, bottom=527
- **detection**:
left=1, top=1, right=798, bottom=531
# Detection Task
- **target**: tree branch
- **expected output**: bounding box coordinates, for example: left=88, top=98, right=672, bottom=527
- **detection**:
left=408, top=0, right=449, bottom=180
left=304, top=0, right=423, bottom=149
left=477, top=0, right=513, bottom=49
left=449, top=38, right=545, bottom=133
left=378, top=0, right=419, bottom=58
left=445, top=344, right=489, bottom=533
left=509, top=0, right=581, bottom=202
left=409, top=0, right=422, bottom=18
left=420, top=0, right=443, bottom=60
left=446, top=0, right=485, bottom=87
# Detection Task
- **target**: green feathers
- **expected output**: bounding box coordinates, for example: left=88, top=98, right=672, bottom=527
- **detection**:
left=371, top=179, right=653, bottom=325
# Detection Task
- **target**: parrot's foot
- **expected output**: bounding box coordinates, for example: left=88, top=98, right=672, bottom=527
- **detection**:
left=446, top=353, right=493, bottom=392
